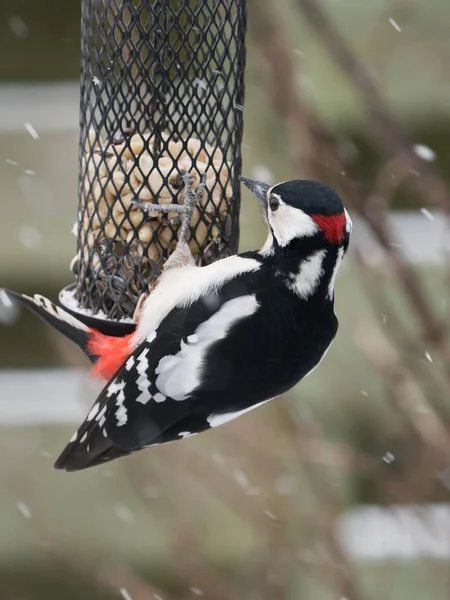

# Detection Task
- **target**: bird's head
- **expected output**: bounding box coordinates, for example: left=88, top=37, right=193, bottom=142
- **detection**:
left=240, top=177, right=352, bottom=253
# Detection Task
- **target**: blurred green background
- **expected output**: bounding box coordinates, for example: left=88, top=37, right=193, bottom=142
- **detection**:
left=1, top=0, right=450, bottom=598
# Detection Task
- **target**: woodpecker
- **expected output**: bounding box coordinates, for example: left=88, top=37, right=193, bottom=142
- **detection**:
left=4, top=176, right=352, bottom=471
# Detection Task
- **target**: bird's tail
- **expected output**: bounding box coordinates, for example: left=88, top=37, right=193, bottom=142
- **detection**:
left=3, top=289, right=98, bottom=363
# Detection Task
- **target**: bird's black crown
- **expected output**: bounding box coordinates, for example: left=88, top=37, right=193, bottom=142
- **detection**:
left=272, top=180, right=344, bottom=216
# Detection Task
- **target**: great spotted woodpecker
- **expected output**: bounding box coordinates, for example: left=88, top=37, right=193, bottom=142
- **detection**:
left=4, top=176, right=352, bottom=471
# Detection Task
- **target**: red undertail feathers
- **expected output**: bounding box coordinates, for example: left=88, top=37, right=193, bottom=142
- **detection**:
left=87, top=329, right=135, bottom=380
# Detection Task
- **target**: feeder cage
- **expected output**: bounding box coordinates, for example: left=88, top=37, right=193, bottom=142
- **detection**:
left=61, top=0, right=247, bottom=331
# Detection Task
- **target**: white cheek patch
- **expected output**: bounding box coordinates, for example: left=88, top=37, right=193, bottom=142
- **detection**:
left=155, top=295, right=260, bottom=401
left=286, top=250, right=326, bottom=299
left=269, top=204, right=319, bottom=247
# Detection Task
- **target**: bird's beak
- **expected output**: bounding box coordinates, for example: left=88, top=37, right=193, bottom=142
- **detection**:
left=239, top=176, right=270, bottom=216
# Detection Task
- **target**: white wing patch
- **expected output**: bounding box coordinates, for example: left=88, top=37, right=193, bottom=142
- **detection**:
left=107, top=379, right=126, bottom=397
left=153, top=392, right=166, bottom=403
left=134, top=256, right=262, bottom=345
left=207, top=399, right=272, bottom=428
left=96, top=405, right=107, bottom=422
left=115, top=384, right=127, bottom=426
left=87, top=403, right=100, bottom=421
left=106, top=379, right=127, bottom=426
left=286, top=250, right=326, bottom=299
left=125, top=356, right=135, bottom=371
left=136, top=347, right=151, bottom=405
left=155, top=295, right=260, bottom=401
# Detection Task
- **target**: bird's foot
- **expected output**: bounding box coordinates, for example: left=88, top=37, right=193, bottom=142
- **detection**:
left=132, top=171, right=207, bottom=272
left=164, top=172, right=207, bottom=271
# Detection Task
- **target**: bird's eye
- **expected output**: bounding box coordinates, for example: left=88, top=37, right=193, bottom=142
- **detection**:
left=269, top=196, right=279, bottom=212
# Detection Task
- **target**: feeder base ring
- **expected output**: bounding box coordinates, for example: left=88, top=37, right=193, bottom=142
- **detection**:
left=58, top=285, right=136, bottom=337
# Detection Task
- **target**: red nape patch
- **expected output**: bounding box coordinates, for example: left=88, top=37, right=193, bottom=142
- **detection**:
left=87, top=329, right=135, bottom=381
left=311, top=212, right=346, bottom=243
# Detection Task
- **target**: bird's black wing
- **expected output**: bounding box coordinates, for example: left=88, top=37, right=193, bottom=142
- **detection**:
left=54, top=274, right=263, bottom=472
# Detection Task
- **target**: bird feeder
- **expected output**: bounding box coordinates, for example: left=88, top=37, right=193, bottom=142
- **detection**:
left=60, top=0, right=247, bottom=334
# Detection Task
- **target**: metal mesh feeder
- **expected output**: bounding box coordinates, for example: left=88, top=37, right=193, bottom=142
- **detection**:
left=60, top=0, right=247, bottom=334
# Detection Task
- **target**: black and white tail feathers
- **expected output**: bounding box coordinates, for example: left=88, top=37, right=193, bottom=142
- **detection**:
left=3, top=289, right=98, bottom=363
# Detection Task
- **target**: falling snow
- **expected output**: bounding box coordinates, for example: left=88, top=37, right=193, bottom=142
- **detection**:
left=251, top=164, right=274, bottom=184
left=388, top=18, right=402, bottom=32
left=190, top=588, right=204, bottom=596
left=425, top=351, right=433, bottom=363
left=420, top=208, right=435, bottom=221
left=17, top=501, right=31, bottom=519
left=413, top=144, right=436, bottom=162
left=233, top=469, right=249, bottom=488
left=24, top=122, right=39, bottom=139
left=360, top=390, right=368, bottom=397
left=211, top=453, right=225, bottom=466
left=143, top=485, right=160, bottom=498
left=274, top=474, right=298, bottom=496
left=114, top=503, right=134, bottom=523
left=8, top=15, right=28, bottom=38
left=18, top=225, right=42, bottom=249
left=382, top=452, right=395, bottom=464
left=5, top=159, right=18, bottom=166
left=264, top=509, right=277, bottom=520
left=102, top=469, right=115, bottom=478
left=120, top=588, right=133, bottom=600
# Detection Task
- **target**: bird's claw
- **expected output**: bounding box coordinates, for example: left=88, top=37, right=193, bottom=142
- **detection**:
left=131, top=173, right=206, bottom=233
left=130, top=199, right=185, bottom=214
left=132, top=171, right=207, bottom=272
left=178, top=172, right=206, bottom=243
